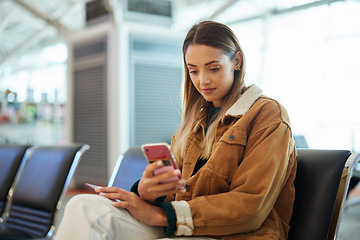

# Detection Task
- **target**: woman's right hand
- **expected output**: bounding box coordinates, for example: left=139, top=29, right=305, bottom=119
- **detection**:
left=138, top=161, right=186, bottom=203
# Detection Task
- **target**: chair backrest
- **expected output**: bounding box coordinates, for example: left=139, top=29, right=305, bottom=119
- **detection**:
left=108, top=146, right=148, bottom=191
left=1, top=144, right=90, bottom=238
left=289, top=149, right=354, bottom=240
left=0, top=145, right=30, bottom=215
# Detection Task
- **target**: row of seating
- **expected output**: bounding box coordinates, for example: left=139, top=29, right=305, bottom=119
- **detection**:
left=1, top=144, right=359, bottom=239
left=0, top=144, right=90, bottom=239
left=106, top=147, right=360, bottom=240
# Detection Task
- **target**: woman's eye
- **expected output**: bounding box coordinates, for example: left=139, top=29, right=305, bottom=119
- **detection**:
left=189, top=70, right=198, bottom=74
left=210, top=67, right=220, bottom=72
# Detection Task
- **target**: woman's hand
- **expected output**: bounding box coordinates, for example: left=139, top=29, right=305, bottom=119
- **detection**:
left=138, top=161, right=186, bottom=202
left=95, top=187, right=168, bottom=226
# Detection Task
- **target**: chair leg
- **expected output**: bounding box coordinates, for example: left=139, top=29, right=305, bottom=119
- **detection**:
left=328, top=169, right=349, bottom=240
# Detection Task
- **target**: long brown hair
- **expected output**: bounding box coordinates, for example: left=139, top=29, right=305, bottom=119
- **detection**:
left=172, top=21, right=246, bottom=162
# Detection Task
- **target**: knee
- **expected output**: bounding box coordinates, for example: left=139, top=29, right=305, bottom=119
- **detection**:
left=65, top=194, right=107, bottom=210
left=66, top=194, right=91, bottom=207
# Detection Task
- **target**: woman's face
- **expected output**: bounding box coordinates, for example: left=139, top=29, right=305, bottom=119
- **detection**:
left=185, top=44, right=241, bottom=107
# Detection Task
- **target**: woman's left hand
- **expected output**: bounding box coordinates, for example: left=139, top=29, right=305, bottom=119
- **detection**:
left=95, top=186, right=168, bottom=226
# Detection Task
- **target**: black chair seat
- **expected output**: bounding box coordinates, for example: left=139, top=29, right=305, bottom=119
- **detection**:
left=289, top=149, right=359, bottom=240
left=0, top=145, right=30, bottom=216
left=0, top=144, right=90, bottom=239
left=0, top=224, right=33, bottom=239
left=108, top=146, right=148, bottom=190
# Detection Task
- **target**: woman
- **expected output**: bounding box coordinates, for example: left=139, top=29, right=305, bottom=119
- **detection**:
left=55, top=21, right=297, bottom=240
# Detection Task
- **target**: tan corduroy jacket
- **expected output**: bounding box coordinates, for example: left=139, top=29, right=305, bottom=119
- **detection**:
left=168, top=85, right=298, bottom=239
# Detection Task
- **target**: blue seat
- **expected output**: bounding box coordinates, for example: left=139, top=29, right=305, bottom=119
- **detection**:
left=0, top=145, right=30, bottom=217
left=108, top=146, right=148, bottom=190
left=0, top=144, right=90, bottom=239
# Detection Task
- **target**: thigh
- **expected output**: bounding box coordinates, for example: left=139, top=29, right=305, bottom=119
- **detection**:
left=56, top=194, right=165, bottom=240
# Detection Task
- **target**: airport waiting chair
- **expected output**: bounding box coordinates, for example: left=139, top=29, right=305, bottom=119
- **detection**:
left=344, top=162, right=360, bottom=208
left=289, top=149, right=360, bottom=240
left=0, top=145, right=30, bottom=216
left=0, top=144, right=90, bottom=239
left=49, top=146, right=359, bottom=240
left=108, top=146, right=148, bottom=190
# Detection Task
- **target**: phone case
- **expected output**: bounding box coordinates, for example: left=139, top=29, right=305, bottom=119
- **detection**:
left=84, top=183, right=121, bottom=202
left=84, top=183, right=103, bottom=192
left=141, top=143, right=180, bottom=183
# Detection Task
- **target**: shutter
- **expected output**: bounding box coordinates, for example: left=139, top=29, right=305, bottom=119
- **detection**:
left=72, top=37, right=108, bottom=186
left=129, top=37, right=182, bottom=146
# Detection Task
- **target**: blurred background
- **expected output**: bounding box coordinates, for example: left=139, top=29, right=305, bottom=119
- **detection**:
left=0, top=0, right=360, bottom=186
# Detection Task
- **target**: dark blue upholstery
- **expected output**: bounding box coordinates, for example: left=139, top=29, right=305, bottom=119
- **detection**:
left=108, top=146, right=148, bottom=191
left=0, top=145, right=30, bottom=216
left=289, top=149, right=351, bottom=240
left=0, top=144, right=89, bottom=239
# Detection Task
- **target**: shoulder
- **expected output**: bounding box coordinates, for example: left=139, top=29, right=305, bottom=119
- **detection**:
left=224, top=85, right=291, bottom=130
left=248, top=95, right=291, bottom=129
left=255, top=96, right=290, bottom=120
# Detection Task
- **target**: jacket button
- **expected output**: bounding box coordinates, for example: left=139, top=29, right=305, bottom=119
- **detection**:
left=228, top=135, right=235, bottom=140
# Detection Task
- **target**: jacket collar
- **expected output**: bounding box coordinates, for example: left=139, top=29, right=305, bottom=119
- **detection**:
left=225, top=84, right=263, bottom=116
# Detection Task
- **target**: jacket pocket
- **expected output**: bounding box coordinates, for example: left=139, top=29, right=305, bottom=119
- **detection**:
left=219, top=127, right=248, bottom=146
left=206, top=127, right=248, bottom=182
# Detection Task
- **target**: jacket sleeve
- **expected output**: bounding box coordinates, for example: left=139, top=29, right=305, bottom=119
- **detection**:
left=187, top=118, right=296, bottom=236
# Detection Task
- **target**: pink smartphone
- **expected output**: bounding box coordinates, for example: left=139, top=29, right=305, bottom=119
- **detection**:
left=84, top=183, right=120, bottom=202
left=84, top=183, right=103, bottom=192
left=141, top=143, right=181, bottom=184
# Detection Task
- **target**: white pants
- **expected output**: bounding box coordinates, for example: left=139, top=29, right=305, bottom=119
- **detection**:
left=55, top=194, right=215, bottom=240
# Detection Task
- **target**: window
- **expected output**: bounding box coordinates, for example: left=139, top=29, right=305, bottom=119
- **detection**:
left=231, top=1, right=360, bottom=151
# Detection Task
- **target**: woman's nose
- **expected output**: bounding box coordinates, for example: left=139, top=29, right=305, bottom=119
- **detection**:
left=199, top=72, right=210, bottom=85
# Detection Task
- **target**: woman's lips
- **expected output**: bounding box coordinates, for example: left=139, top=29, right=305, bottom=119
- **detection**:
left=202, top=88, right=216, bottom=94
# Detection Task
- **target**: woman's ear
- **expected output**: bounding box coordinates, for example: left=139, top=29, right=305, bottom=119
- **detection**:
left=234, top=51, right=242, bottom=70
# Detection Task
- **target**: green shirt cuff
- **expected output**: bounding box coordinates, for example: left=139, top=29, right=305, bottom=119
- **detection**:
left=130, top=180, right=141, bottom=195
left=160, top=202, right=177, bottom=237
left=130, top=180, right=166, bottom=207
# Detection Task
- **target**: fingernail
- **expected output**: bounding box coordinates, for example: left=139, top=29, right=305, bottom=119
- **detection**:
left=180, top=188, right=186, bottom=192
left=173, top=169, right=181, bottom=175
left=178, top=179, right=185, bottom=184
left=157, top=161, right=163, bottom=166
left=95, top=187, right=101, bottom=192
left=99, top=193, right=105, bottom=196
